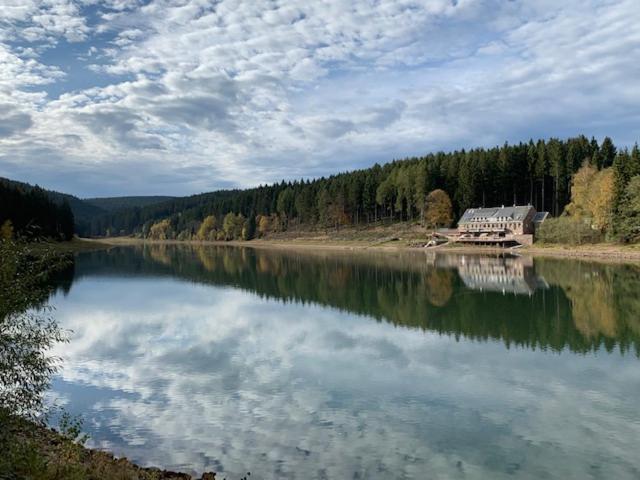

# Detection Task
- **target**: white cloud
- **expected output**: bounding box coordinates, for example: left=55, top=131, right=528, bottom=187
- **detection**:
left=0, top=0, right=89, bottom=43
left=0, top=104, right=33, bottom=137
left=0, top=0, right=639, bottom=195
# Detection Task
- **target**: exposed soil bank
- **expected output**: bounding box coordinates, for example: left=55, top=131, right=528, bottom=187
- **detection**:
left=88, top=236, right=640, bottom=263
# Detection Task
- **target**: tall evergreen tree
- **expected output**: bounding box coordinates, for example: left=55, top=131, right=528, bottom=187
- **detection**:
left=600, top=136, right=617, bottom=169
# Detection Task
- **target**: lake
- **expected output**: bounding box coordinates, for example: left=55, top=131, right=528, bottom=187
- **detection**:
left=46, top=245, right=640, bottom=479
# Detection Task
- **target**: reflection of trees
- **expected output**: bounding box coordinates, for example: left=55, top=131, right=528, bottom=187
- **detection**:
left=425, top=270, right=454, bottom=307
left=538, top=260, right=640, bottom=353
left=145, top=244, right=172, bottom=266
left=72, top=246, right=640, bottom=355
left=196, top=246, right=217, bottom=272
left=570, top=278, right=617, bottom=338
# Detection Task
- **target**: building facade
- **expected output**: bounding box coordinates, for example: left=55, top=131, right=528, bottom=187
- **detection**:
left=451, top=205, right=548, bottom=246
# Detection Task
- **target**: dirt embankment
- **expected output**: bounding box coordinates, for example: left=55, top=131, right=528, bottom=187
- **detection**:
left=88, top=229, right=640, bottom=263
left=77, top=219, right=640, bottom=261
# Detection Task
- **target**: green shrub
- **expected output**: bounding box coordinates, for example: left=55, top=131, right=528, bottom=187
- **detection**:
left=536, top=217, right=603, bottom=245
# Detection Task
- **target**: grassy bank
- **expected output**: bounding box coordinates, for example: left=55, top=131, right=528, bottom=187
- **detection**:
left=2, top=414, right=217, bottom=480
left=27, top=237, right=113, bottom=254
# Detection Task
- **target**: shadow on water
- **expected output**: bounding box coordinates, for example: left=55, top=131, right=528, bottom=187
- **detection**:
left=67, top=244, right=640, bottom=355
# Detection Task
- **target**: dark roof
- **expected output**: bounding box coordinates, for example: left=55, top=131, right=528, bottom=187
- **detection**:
left=533, top=212, right=549, bottom=223
left=459, top=205, right=535, bottom=223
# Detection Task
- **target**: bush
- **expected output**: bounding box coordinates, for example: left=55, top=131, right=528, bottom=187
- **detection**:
left=536, top=217, right=603, bottom=245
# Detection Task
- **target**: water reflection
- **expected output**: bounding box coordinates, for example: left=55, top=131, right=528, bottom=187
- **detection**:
left=47, top=246, right=640, bottom=479
left=433, top=254, right=548, bottom=295
left=69, top=245, right=640, bottom=355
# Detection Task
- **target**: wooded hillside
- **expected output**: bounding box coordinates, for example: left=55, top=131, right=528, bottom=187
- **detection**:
left=0, top=181, right=74, bottom=241
left=0, top=177, right=104, bottom=235
left=84, top=196, right=176, bottom=213
left=82, top=135, right=640, bottom=243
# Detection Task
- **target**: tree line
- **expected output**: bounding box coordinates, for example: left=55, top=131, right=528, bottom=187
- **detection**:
left=0, top=181, right=74, bottom=241
left=537, top=142, right=640, bottom=243
left=80, top=135, right=639, bottom=242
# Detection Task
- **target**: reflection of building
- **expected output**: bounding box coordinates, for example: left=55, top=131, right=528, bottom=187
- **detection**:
left=436, top=254, right=548, bottom=295
left=439, top=205, right=548, bottom=246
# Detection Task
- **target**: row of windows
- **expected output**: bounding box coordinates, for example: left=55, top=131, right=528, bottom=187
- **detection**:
left=466, top=222, right=521, bottom=229
left=470, top=216, right=514, bottom=222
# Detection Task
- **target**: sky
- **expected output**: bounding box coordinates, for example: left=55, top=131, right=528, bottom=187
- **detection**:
left=0, top=0, right=639, bottom=198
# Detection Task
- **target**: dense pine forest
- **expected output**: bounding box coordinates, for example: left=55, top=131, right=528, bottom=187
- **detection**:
left=0, top=177, right=105, bottom=236
left=82, top=135, right=640, bottom=243
left=84, top=196, right=176, bottom=213
left=0, top=181, right=74, bottom=241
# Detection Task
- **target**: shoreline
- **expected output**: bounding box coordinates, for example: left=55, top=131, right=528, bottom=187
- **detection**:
left=29, top=237, right=115, bottom=254
left=83, top=236, right=640, bottom=263
left=5, top=416, right=217, bottom=480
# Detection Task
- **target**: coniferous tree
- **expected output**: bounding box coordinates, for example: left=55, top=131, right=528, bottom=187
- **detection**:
left=59, top=200, right=75, bottom=241
left=600, top=137, right=617, bottom=169
left=0, top=182, right=75, bottom=241
left=615, top=176, right=640, bottom=242
left=535, top=139, right=548, bottom=212
left=243, top=213, right=257, bottom=240
left=589, top=136, right=600, bottom=167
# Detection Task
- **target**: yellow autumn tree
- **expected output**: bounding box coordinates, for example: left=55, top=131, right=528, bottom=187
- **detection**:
left=148, top=219, right=172, bottom=240
left=591, top=168, right=615, bottom=232
left=257, top=215, right=270, bottom=238
left=1, top=220, right=14, bottom=240
left=222, top=213, right=245, bottom=240
left=565, top=162, right=597, bottom=218
left=565, top=162, right=615, bottom=232
left=424, top=189, right=453, bottom=229
left=196, top=215, right=217, bottom=240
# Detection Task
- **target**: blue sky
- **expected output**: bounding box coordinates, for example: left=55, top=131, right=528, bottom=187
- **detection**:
left=0, top=0, right=639, bottom=197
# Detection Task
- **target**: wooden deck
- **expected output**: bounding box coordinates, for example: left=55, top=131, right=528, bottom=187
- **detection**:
left=434, top=230, right=533, bottom=247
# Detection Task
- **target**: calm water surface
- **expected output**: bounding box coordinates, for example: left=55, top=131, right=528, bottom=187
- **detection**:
left=47, top=245, right=640, bottom=479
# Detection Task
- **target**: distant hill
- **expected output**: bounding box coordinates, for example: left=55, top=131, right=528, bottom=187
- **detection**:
left=0, top=178, right=178, bottom=237
left=0, top=177, right=106, bottom=232
left=0, top=178, right=76, bottom=240
left=84, top=196, right=176, bottom=212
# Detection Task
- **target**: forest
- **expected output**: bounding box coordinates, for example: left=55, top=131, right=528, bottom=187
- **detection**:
left=82, top=135, right=640, bottom=244
left=0, top=181, right=74, bottom=241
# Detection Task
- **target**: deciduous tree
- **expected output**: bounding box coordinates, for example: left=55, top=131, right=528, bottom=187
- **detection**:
left=196, top=215, right=217, bottom=240
left=424, top=189, right=453, bottom=229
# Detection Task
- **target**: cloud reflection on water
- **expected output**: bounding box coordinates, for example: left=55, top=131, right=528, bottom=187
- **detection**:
left=47, top=250, right=640, bottom=479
